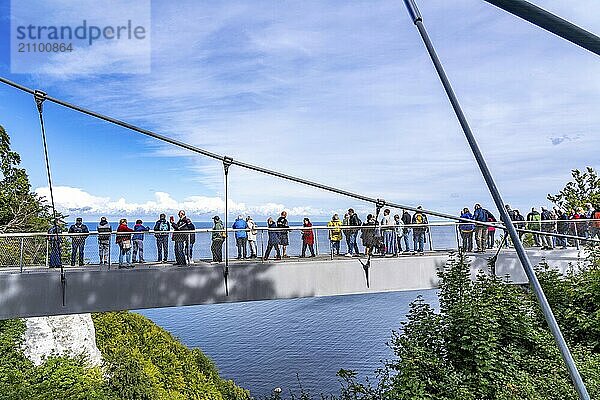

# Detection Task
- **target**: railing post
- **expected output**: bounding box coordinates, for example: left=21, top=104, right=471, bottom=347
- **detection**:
left=19, top=237, right=24, bottom=272
left=222, top=156, right=233, bottom=296
left=108, top=233, right=112, bottom=271
left=314, top=229, right=319, bottom=256
left=574, top=222, right=580, bottom=250
left=427, top=227, right=433, bottom=251
left=260, top=229, right=264, bottom=263
left=455, top=223, right=460, bottom=251
left=46, top=237, right=49, bottom=268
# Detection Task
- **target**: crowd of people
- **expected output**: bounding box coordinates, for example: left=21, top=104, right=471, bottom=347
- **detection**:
left=47, top=202, right=600, bottom=268
left=458, top=203, right=600, bottom=253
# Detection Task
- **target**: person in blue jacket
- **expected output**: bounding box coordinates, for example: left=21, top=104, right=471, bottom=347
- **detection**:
left=263, top=217, right=281, bottom=260
left=132, top=219, right=150, bottom=263
left=68, top=217, right=89, bottom=266
left=459, top=208, right=474, bottom=252
left=232, top=215, right=248, bottom=259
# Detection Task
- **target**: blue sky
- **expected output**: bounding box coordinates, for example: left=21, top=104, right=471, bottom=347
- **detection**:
left=0, top=0, right=599, bottom=222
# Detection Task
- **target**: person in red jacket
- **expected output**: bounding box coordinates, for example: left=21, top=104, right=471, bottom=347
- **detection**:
left=301, top=217, right=316, bottom=257
left=116, top=218, right=134, bottom=268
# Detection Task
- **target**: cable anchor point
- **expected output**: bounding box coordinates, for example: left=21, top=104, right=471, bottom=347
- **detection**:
left=34, top=90, right=47, bottom=114
left=223, top=156, right=233, bottom=175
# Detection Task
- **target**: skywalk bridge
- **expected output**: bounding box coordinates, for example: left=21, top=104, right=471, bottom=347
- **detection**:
left=1, top=0, right=599, bottom=396
left=0, top=223, right=588, bottom=320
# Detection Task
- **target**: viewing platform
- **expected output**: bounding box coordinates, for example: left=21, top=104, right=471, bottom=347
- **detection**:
left=0, top=247, right=585, bottom=320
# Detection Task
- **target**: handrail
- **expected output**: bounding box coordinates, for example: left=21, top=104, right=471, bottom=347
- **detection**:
left=4, top=219, right=599, bottom=244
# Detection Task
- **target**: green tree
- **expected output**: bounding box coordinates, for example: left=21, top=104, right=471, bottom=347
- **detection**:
left=0, top=125, right=54, bottom=233
left=547, top=167, right=600, bottom=212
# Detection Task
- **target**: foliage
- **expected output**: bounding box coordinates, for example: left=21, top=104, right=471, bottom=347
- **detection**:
left=264, top=250, right=600, bottom=400
left=0, top=125, right=57, bottom=233
left=547, top=167, right=600, bottom=211
left=92, top=311, right=250, bottom=400
left=0, top=318, right=106, bottom=400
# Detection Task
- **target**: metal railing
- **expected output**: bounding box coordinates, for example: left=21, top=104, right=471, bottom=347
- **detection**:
left=1, top=219, right=598, bottom=271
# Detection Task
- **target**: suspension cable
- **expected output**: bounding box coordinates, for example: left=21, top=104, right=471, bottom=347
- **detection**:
left=0, top=76, right=501, bottom=228
left=482, top=0, right=600, bottom=56
left=33, top=90, right=67, bottom=306
left=403, top=1, right=590, bottom=398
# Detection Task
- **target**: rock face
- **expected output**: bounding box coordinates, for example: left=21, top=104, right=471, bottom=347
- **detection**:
left=21, top=313, right=102, bottom=367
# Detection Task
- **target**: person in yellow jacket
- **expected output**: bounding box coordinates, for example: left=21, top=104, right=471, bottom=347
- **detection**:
left=328, top=214, right=343, bottom=256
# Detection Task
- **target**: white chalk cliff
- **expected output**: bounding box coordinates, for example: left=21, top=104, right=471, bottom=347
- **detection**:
left=21, top=313, right=102, bottom=367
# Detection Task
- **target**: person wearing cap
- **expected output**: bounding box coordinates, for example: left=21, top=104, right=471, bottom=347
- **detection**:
left=328, top=213, right=343, bottom=256
left=211, top=216, right=225, bottom=262
left=153, top=213, right=170, bottom=262
left=68, top=217, right=89, bottom=266
left=246, top=216, right=258, bottom=258
left=232, top=215, right=248, bottom=259
left=97, top=217, right=112, bottom=265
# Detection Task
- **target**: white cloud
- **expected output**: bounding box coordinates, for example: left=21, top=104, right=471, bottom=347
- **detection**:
left=34, top=186, right=327, bottom=220
left=26, top=0, right=600, bottom=217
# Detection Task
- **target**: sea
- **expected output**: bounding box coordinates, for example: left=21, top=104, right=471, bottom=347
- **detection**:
left=75, top=221, right=451, bottom=397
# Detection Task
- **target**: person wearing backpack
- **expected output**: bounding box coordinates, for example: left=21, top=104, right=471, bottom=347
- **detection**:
left=412, top=206, right=428, bottom=255
left=153, top=214, right=170, bottom=262
left=211, top=216, right=225, bottom=262
left=473, top=204, right=489, bottom=253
